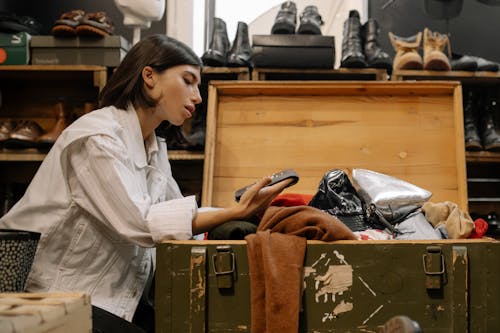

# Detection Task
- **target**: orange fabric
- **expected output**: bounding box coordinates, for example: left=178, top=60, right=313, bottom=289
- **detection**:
left=245, top=206, right=357, bottom=332
left=258, top=205, right=357, bottom=241
left=246, top=230, right=306, bottom=333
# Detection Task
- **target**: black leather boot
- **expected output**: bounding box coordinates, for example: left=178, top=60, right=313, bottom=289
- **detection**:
left=297, top=5, right=324, bottom=35
left=361, top=18, right=392, bottom=71
left=227, top=21, right=253, bottom=67
left=271, top=1, right=297, bottom=34
left=340, top=10, right=367, bottom=68
left=463, top=87, right=483, bottom=151
left=479, top=89, right=500, bottom=152
left=202, top=17, right=230, bottom=66
left=186, top=105, right=206, bottom=151
left=156, top=122, right=193, bottom=150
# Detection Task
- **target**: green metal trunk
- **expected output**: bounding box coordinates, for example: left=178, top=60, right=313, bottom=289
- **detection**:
left=156, top=239, right=500, bottom=332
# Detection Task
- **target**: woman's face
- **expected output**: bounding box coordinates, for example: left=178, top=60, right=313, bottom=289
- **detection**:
left=149, top=64, right=202, bottom=126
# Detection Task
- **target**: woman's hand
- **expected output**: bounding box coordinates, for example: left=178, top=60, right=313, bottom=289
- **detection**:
left=191, top=175, right=293, bottom=235
left=233, top=176, right=295, bottom=220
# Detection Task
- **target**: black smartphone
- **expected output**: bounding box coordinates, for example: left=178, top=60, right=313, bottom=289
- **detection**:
left=234, top=168, right=299, bottom=202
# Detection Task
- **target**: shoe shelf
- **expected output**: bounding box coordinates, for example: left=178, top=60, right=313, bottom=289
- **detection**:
left=466, top=151, right=500, bottom=163
left=0, top=65, right=107, bottom=91
left=0, top=149, right=45, bottom=162
left=168, top=150, right=204, bottom=161
left=0, top=65, right=108, bottom=166
left=251, top=67, right=388, bottom=81
left=202, top=67, right=250, bottom=80
left=391, top=70, right=500, bottom=84
left=0, top=149, right=204, bottom=162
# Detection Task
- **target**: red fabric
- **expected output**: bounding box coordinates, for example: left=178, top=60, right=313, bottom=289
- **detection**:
left=469, top=218, right=488, bottom=238
left=270, top=193, right=314, bottom=207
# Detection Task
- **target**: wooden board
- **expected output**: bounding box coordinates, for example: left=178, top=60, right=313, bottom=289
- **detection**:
left=202, top=81, right=467, bottom=210
left=0, top=292, right=91, bottom=333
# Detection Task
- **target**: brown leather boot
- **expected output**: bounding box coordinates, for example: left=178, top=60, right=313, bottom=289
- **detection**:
left=37, top=101, right=72, bottom=149
left=389, top=31, right=423, bottom=70
left=423, top=27, right=451, bottom=70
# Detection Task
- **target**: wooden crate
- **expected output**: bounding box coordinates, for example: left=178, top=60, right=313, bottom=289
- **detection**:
left=202, top=81, right=467, bottom=210
left=0, top=292, right=91, bottom=333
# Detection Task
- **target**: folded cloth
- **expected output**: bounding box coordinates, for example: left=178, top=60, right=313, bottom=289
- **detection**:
left=208, top=220, right=257, bottom=240
left=394, top=211, right=443, bottom=240
left=246, top=230, right=306, bottom=333
left=258, top=205, right=357, bottom=241
left=421, top=201, right=474, bottom=239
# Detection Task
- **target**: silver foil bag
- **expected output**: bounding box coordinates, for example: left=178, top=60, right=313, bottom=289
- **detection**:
left=352, top=169, right=432, bottom=223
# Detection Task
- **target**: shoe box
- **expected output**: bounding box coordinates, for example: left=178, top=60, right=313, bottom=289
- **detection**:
left=252, top=34, right=335, bottom=69
left=0, top=32, right=30, bottom=65
left=30, top=35, right=131, bottom=67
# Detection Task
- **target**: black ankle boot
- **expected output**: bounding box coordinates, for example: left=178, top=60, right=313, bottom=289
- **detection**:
left=186, top=106, right=206, bottom=151
left=297, top=5, right=324, bottom=35
left=271, top=1, right=297, bottom=34
left=479, top=89, right=500, bottom=152
left=202, top=17, right=230, bottom=66
left=463, top=87, right=483, bottom=151
left=227, top=21, right=253, bottom=67
left=361, top=18, right=392, bottom=71
left=340, top=10, right=367, bottom=68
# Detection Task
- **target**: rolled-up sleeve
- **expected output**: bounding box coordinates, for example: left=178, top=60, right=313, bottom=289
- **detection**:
left=66, top=135, right=196, bottom=247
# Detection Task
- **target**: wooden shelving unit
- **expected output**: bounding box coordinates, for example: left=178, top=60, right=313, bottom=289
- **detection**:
left=391, top=69, right=500, bottom=84
left=252, top=67, right=388, bottom=81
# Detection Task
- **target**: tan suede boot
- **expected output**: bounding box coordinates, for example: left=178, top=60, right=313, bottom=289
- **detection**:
left=389, top=31, right=423, bottom=70
left=423, top=27, right=451, bottom=71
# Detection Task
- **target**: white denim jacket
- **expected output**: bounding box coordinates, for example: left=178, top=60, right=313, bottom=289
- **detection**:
left=0, top=105, right=197, bottom=321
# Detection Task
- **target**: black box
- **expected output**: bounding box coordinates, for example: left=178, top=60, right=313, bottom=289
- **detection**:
left=251, top=34, right=335, bottom=69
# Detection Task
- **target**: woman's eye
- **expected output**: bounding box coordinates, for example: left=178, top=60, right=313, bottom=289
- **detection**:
left=183, top=77, right=193, bottom=85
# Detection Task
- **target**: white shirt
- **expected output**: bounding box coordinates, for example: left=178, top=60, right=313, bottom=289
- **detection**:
left=0, top=105, right=198, bottom=320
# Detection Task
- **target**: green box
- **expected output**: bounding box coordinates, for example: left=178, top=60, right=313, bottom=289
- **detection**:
left=30, top=35, right=130, bottom=67
left=0, top=32, right=30, bottom=65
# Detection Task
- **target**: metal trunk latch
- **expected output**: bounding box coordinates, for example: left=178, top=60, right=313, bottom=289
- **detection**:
left=212, top=245, right=235, bottom=289
left=423, top=246, right=445, bottom=290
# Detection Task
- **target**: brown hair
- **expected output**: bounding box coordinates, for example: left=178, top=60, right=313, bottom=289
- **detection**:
left=99, top=34, right=202, bottom=110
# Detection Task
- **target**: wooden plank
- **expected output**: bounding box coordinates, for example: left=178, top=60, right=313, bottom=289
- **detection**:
left=0, top=65, right=106, bottom=71
left=201, top=85, right=218, bottom=207
left=203, top=81, right=467, bottom=210
left=451, top=246, right=468, bottom=333
left=189, top=247, right=207, bottom=333
left=0, top=292, right=91, bottom=333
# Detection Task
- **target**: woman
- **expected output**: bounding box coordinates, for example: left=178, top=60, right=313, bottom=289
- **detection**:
left=0, top=35, right=291, bottom=327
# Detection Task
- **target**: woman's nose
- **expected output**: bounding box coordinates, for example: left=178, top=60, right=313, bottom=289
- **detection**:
left=192, top=86, right=202, bottom=104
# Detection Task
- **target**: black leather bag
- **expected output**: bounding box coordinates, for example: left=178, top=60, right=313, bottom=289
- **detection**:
left=308, top=169, right=370, bottom=231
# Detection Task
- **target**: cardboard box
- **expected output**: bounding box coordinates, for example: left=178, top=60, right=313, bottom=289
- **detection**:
left=31, top=35, right=130, bottom=66
left=0, top=32, right=30, bottom=65
left=252, top=34, right=335, bottom=69
left=202, top=81, right=468, bottom=209
left=0, top=292, right=91, bottom=333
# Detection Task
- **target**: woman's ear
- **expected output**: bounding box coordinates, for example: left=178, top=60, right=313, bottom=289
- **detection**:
left=142, top=66, right=156, bottom=89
